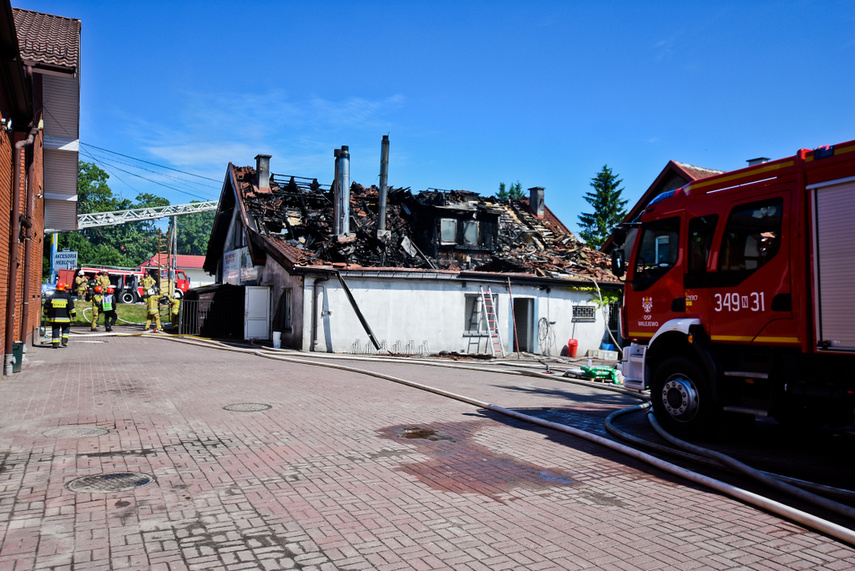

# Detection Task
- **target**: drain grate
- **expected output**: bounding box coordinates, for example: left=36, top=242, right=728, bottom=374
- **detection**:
left=68, top=472, right=154, bottom=493
left=44, top=426, right=110, bottom=438
left=223, top=403, right=272, bottom=412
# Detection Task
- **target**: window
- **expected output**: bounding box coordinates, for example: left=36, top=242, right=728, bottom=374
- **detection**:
left=464, top=293, right=498, bottom=334
left=687, top=215, right=719, bottom=275
left=633, top=217, right=680, bottom=288
left=273, top=288, right=292, bottom=331
left=572, top=305, right=596, bottom=323
left=462, top=220, right=479, bottom=246
left=718, top=198, right=782, bottom=273
left=440, top=219, right=457, bottom=244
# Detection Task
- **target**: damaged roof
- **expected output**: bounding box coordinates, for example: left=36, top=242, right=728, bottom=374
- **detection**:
left=206, top=163, right=619, bottom=284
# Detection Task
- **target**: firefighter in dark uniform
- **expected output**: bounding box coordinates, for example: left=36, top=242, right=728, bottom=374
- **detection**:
left=102, top=286, right=118, bottom=332
left=90, top=285, right=103, bottom=331
left=44, top=282, right=76, bottom=348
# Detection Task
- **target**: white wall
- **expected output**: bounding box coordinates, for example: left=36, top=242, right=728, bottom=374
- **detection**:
left=298, top=273, right=608, bottom=357
left=184, top=268, right=213, bottom=288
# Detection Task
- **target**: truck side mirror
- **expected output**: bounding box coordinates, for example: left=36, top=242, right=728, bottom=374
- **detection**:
left=611, top=249, right=626, bottom=278
left=612, top=227, right=627, bottom=247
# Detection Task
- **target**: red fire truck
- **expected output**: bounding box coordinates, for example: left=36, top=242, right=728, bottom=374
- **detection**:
left=58, top=266, right=190, bottom=303
left=611, top=139, right=855, bottom=435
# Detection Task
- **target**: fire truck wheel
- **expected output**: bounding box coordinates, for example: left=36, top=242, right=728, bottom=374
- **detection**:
left=120, top=291, right=136, bottom=304
left=651, top=356, right=720, bottom=436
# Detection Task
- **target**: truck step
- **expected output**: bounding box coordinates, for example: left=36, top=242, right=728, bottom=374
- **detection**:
left=723, top=371, right=769, bottom=379
left=722, top=406, right=769, bottom=417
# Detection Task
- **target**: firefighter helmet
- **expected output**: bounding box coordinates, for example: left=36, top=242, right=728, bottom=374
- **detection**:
left=94, top=286, right=102, bottom=293
left=107, top=286, right=114, bottom=294
left=56, top=282, right=66, bottom=291
left=78, top=270, right=84, bottom=276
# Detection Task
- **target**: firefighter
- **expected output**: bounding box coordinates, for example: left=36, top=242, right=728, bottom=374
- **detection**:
left=44, top=282, right=76, bottom=348
left=102, top=286, right=118, bottom=332
left=85, top=275, right=97, bottom=301
left=144, top=290, right=163, bottom=332
left=74, top=270, right=87, bottom=299
left=97, top=270, right=111, bottom=291
left=90, top=285, right=103, bottom=331
left=141, top=270, right=157, bottom=297
left=169, top=293, right=181, bottom=329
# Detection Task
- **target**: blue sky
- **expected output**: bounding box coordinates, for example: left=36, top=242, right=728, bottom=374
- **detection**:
left=15, top=0, right=855, bottom=237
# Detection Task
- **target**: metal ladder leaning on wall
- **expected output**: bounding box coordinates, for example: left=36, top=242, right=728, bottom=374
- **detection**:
left=480, top=286, right=506, bottom=357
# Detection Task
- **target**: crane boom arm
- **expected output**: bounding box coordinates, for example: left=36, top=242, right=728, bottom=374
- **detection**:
left=46, top=200, right=219, bottom=233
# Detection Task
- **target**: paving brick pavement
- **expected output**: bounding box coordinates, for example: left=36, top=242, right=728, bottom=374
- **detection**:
left=0, top=332, right=853, bottom=570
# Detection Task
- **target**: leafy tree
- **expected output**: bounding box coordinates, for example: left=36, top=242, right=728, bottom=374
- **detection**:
left=497, top=180, right=524, bottom=199
left=47, top=162, right=174, bottom=268
left=177, top=206, right=215, bottom=256
left=578, top=165, right=628, bottom=249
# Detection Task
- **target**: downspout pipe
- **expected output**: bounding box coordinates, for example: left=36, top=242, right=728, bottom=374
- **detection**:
left=20, top=137, right=37, bottom=346
left=5, top=125, right=38, bottom=376
left=378, top=135, right=389, bottom=235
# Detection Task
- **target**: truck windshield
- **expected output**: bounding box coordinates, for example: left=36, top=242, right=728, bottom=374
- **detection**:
left=633, top=217, right=680, bottom=287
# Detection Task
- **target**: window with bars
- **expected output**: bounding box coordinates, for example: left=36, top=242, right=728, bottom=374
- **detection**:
left=572, top=305, right=596, bottom=323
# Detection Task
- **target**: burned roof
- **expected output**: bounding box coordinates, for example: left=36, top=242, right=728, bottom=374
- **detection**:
left=218, top=164, right=618, bottom=284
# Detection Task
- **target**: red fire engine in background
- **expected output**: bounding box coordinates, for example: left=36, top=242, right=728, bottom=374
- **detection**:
left=58, top=266, right=190, bottom=303
left=611, top=139, right=855, bottom=435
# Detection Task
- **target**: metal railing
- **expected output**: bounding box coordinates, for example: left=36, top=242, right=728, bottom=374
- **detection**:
left=178, top=299, right=243, bottom=338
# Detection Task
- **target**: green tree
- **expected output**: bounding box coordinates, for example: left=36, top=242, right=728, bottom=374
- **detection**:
left=497, top=180, right=524, bottom=199
left=578, top=165, right=628, bottom=249
left=47, top=162, right=174, bottom=268
left=177, top=206, right=215, bottom=256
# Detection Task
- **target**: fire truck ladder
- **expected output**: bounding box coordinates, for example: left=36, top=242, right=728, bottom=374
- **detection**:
left=480, top=286, right=506, bottom=358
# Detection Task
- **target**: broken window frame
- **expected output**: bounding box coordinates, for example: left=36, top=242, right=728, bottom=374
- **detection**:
left=273, top=288, right=292, bottom=331
left=440, top=218, right=458, bottom=245
left=464, top=293, right=499, bottom=335
left=462, top=220, right=479, bottom=246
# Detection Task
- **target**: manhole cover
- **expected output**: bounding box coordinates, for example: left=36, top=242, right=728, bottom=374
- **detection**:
left=68, top=472, right=155, bottom=493
left=223, top=403, right=272, bottom=412
left=44, top=426, right=109, bottom=438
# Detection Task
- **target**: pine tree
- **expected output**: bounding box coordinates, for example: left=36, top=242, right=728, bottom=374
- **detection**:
left=497, top=180, right=524, bottom=199
left=578, top=165, right=628, bottom=249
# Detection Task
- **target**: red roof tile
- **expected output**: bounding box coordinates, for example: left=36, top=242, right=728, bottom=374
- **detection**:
left=138, top=254, right=206, bottom=270
left=12, top=8, right=80, bottom=72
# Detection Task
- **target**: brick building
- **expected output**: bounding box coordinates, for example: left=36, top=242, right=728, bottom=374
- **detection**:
left=1, top=2, right=79, bottom=374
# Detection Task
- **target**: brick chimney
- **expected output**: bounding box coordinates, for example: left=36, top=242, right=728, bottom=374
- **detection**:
left=529, top=187, right=545, bottom=218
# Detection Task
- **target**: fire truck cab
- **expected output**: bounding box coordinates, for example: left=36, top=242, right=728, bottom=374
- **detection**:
left=612, top=140, right=855, bottom=435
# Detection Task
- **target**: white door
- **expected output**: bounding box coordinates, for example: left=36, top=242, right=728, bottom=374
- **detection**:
left=245, top=286, right=271, bottom=340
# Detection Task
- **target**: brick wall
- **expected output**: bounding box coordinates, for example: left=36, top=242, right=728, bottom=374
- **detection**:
left=0, top=116, right=12, bottom=353
left=0, top=123, right=46, bottom=352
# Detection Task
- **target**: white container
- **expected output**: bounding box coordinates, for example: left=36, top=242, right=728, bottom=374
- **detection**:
left=272, top=331, right=281, bottom=349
